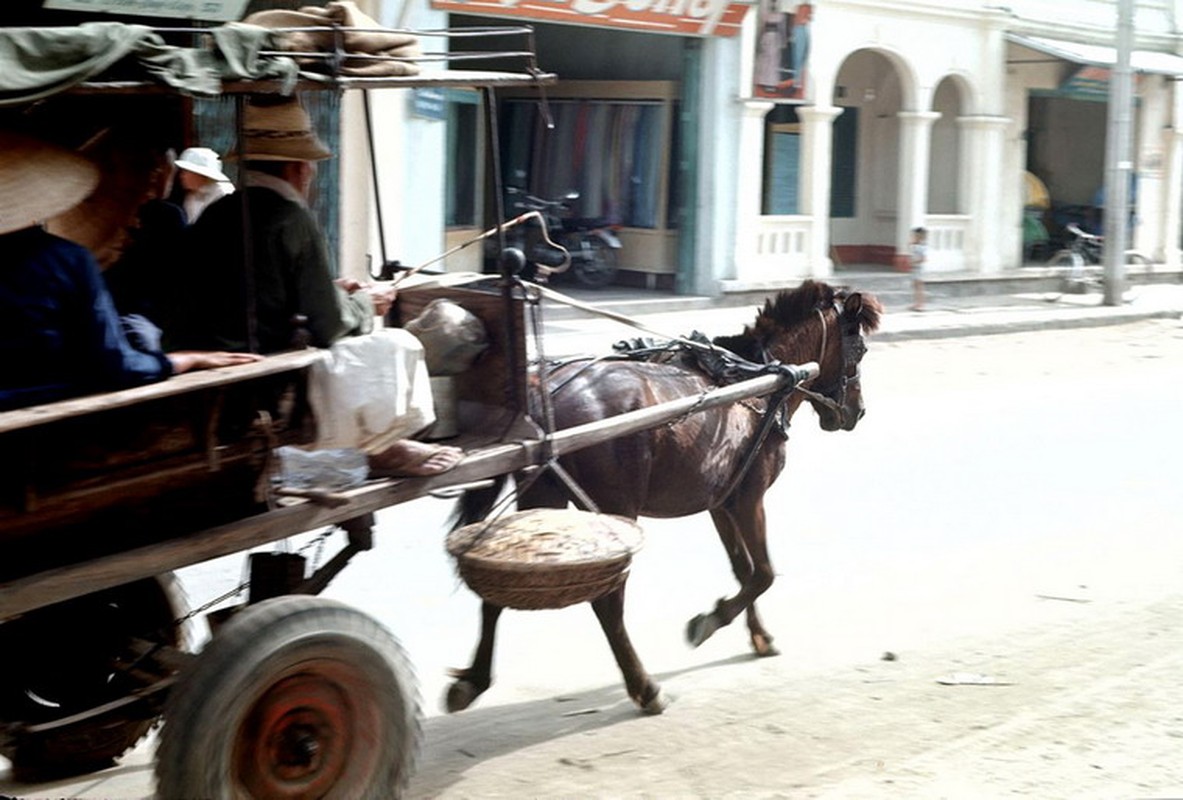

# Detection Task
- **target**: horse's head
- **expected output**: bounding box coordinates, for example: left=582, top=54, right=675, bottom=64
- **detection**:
left=747, top=281, right=883, bottom=432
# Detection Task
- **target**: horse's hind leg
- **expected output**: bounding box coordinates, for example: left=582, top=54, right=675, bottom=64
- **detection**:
left=686, top=504, right=778, bottom=656
left=591, top=583, right=668, bottom=714
left=446, top=601, right=504, bottom=712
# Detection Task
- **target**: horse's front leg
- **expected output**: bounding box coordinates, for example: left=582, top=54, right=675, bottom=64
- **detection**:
left=686, top=503, right=778, bottom=656
left=591, top=583, right=668, bottom=714
left=446, top=600, right=504, bottom=712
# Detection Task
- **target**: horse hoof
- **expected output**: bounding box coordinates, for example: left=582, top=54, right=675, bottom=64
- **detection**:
left=753, top=634, right=780, bottom=657
left=639, top=687, right=670, bottom=715
left=445, top=680, right=479, bottom=713
left=686, top=613, right=720, bottom=648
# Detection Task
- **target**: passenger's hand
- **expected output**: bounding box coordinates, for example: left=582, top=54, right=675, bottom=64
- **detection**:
left=334, top=277, right=364, bottom=293
left=167, top=350, right=264, bottom=374
left=366, top=284, right=396, bottom=317
left=334, top=278, right=396, bottom=316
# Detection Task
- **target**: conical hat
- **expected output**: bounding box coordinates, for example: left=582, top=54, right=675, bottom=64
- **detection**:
left=0, top=131, right=99, bottom=235
left=45, top=129, right=164, bottom=269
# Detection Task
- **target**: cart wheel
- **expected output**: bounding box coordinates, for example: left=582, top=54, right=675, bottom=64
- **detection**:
left=155, top=595, right=420, bottom=799
left=0, top=574, right=188, bottom=781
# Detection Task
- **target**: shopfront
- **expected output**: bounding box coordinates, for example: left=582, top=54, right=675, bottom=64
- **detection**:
left=1005, top=32, right=1183, bottom=267
left=434, top=0, right=751, bottom=291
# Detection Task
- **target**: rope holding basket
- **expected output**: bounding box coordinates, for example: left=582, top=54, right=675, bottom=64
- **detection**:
left=446, top=508, right=644, bottom=610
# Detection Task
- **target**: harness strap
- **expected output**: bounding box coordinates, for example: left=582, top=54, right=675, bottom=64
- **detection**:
left=715, top=365, right=799, bottom=502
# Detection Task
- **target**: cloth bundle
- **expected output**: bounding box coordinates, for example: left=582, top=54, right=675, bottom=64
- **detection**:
left=245, top=1, right=422, bottom=77
left=305, top=328, right=435, bottom=455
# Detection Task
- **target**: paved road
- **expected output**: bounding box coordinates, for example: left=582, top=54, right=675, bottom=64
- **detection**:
left=3, top=317, right=1182, bottom=798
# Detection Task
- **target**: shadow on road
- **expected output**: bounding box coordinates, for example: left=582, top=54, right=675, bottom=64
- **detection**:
left=410, top=652, right=757, bottom=797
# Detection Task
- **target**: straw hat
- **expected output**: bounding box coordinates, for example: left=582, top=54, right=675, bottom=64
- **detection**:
left=233, top=97, right=332, bottom=162
left=176, top=146, right=230, bottom=182
left=0, top=131, right=99, bottom=236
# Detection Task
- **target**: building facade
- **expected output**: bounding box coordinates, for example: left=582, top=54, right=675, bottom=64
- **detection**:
left=341, top=0, right=1183, bottom=295
left=729, top=0, right=1183, bottom=294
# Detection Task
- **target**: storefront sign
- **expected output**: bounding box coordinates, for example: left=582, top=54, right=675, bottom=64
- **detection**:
left=1057, top=65, right=1145, bottom=101
left=44, top=0, right=249, bottom=20
left=430, top=0, right=749, bottom=37
left=752, top=1, right=812, bottom=102
left=412, top=88, right=448, bottom=121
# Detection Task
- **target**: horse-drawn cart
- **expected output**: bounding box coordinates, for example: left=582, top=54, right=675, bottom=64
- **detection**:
left=0, top=18, right=833, bottom=795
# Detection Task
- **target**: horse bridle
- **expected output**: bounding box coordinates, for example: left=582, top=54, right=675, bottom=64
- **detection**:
left=718, top=300, right=865, bottom=500
left=792, top=302, right=867, bottom=418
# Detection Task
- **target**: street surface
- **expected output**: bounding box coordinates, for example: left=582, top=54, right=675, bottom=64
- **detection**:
left=2, top=315, right=1182, bottom=798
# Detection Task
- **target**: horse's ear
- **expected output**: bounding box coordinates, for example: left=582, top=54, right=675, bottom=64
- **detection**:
left=843, top=292, right=884, bottom=333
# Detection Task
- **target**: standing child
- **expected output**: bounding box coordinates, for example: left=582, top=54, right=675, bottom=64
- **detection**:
left=909, top=226, right=928, bottom=312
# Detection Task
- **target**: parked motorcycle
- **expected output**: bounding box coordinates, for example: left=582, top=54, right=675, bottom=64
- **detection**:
left=503, top=188, right=622, bottom=288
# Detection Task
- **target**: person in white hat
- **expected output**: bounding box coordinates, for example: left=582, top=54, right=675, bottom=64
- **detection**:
left=181, top=97, right=462, bottom=477
left=0, top=130, right=261, bottom=410
left=174, top=146, right=234, bottom=224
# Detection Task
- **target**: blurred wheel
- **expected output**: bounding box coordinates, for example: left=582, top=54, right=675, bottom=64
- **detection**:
left=0, top=575, right=187, bottom=781
left=573, top=238, right=619, bottom=289
left=155, top=596, right=420, bottom=799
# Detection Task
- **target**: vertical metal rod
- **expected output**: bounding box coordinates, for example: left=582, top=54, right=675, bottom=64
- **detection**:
left=485, top=85, right=507, bottom=255
left=1103, top=0, right=1134, bottom=305
left=363, top=90, right=390, bottom=277
left=236, top=94, right=259, bottom=354
left=484, top=86, right=524, bottom=414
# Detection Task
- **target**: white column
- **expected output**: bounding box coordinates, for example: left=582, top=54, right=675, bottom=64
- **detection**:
left=798, top=104, right=842, bottom=277
left=895, top=111, right=940, bottom=268
left=1002, top=73, right=1030, bottom=269
left=1162, top=126, right=1183, bottom=268
left=1131, top=78, right=1169, bottom=262
left=731, top=100, right=774, bottom=281
left=958, top=115, right=1010, bottom=274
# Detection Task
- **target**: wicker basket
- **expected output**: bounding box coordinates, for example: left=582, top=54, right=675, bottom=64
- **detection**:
left=446, top=509, right=644, bottom=610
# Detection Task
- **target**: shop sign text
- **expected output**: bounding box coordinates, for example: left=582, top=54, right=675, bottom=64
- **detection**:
left=430, top=0, right=749, bottom=37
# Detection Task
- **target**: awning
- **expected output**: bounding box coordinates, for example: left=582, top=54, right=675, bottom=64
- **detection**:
left=1006, top=32, right=1183, bottom=76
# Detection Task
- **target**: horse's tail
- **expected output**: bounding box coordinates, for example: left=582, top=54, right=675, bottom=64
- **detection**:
left=448, top=474, right=507, bottom=531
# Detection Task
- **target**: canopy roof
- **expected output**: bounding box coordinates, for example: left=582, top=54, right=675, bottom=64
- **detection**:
left=0, top=21, right=554, bottom=107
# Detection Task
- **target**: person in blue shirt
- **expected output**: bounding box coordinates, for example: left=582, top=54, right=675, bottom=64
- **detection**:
left=0, top=130, right=260, bottom=412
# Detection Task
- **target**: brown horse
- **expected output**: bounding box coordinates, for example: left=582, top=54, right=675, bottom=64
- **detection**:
left=448, top=280, right=882, bottom=714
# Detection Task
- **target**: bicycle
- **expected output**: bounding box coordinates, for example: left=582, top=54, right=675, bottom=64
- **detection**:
left=1046, top=222, right=1151, bottom=293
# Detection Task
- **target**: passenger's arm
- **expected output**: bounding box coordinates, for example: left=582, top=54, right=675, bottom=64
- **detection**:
left=287, top=211, right=349, bottom=348
left=167, top=351, right=264, bottom=373
left=75, top=247, right=174, bottom=389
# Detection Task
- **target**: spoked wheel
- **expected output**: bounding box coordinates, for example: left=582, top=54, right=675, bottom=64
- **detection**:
left=155, top=595, right=420, bottom=799
left=572, top=238, right=619, bottom=288
left=0, top=575, right=188, bottom=781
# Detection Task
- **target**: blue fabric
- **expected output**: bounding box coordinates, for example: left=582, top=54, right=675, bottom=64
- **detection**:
left=0, top=227, right=172, bottom=411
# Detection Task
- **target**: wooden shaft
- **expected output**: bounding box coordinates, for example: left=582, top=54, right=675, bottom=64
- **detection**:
left=0, top=369, right=813, bottom=620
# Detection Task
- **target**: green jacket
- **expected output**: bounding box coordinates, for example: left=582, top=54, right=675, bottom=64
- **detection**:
left=176, top=186, right=372, bottom=354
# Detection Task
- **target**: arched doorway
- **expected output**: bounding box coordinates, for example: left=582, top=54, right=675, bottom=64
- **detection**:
left=828, top=49, right=911, bottom=270
left=929, top=77, right=966, bottom=214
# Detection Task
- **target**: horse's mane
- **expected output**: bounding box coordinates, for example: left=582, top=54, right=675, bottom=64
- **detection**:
left=711, top=280, right=883, bottom=358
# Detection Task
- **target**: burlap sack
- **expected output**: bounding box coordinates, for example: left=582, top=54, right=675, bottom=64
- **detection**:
left=245, top=1, right=421, bottom=77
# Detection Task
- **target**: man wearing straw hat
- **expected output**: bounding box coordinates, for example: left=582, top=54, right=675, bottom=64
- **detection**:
left=183, top=96, right=462, bottom=477
left=0, top=130, right=261, bottom=411
left=182, top=96, right=392, bottom=354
